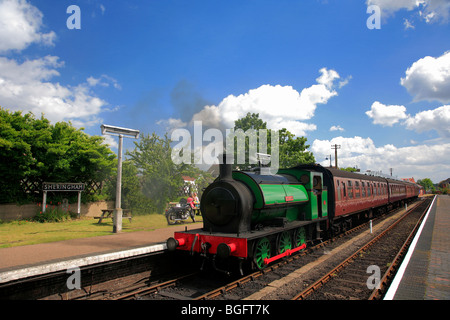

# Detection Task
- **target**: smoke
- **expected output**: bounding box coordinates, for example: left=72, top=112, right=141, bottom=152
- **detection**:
left=170, top=79, right=213, bottom=123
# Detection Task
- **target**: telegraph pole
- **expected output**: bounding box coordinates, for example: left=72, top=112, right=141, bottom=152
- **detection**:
left=331, top=144, right=341, bottom=168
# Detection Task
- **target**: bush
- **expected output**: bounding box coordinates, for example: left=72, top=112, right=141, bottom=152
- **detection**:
left=33, top=207, right=76, bottom=223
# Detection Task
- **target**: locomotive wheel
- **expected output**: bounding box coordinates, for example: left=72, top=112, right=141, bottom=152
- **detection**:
left=294, top=227, right=306, bottom=248
left=253, top=237, right=271, bottom=270
left=277, top=231, right=292, bottom=254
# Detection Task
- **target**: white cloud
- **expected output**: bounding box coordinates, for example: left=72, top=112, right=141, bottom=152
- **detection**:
left=87, top=75, right=121, bottom=90
left=366, top=102, right=450, bottom=139
left=0, top=55, right=109, bottom=126
left=420, top=0, right=450, bottom=23
left=365, top=101, right=409, bottom=126
left=366, top=0, right=423, bottom=17
left=365, top=52, right=450, bottom=139
left=404, top=105, right=450, bottom=137
left=311, top=136, right=450, bottom=182
left=0, top=0, right=117, bottom=128
left=404, top=18, right=415, bottom=29
left=0, top=0, right=55, bottom=53
left=156, top=118, right=188, bottom=131
left=330, top=125, right=345, bottom=132
left=401, top=51, right=450, bottom=103
left=366, top=0, right=450, bottom=23
left=167, top=68, right=345, bottom=136
left=101, top=135, right=118, bottom=149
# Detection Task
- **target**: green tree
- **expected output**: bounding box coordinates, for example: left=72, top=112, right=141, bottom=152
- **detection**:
left=278, top=128, right=315, bottom=168
left=0, top=108, right=116, bottom=203
left=234, top=112, right=267, bottom=132
left=230, top=112, right=315, bottom=169
left=126, top=132, right=188, bottom=213
left=230, top=112, right=267, bottom=169
left=0, top=108, right=49, bottom=202
left=104, top=160, right=154, bottom=214
left=417, top=178, right=435, bottom=193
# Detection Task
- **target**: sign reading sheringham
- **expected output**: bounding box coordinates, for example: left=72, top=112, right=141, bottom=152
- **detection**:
left=43, top=182, right=85, bottom=192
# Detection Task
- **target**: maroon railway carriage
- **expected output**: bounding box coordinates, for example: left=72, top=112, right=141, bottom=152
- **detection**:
left=307, top=166, right=420, bottom=233
left=328, top=168, right=389, bottom=218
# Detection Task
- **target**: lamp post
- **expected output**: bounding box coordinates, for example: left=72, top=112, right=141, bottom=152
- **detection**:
left=101, top=124, right=139, bottom=233
left=325, top=154, right=332, bottom=167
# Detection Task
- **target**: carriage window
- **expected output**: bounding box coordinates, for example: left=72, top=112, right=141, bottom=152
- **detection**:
left=348, top=181, right=353, bottom=199
left=337, top=180, right=341, bottom=201
left=367, top=183, right=371, bottom=197
left=355, top=181, right=360, bottom=198
left=362, top=182, right=366, bottom=197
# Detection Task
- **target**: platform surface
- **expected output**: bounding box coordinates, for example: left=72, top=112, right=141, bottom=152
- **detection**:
left=386, top=195, right=450, bottom=300
left=0, top=223, right=197, bottom=283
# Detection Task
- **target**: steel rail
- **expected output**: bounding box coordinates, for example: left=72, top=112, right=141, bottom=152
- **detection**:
left=82, top=200, right=423, bottom=301
left=368, top=198, right=433, bottom=300
left=291, top=199, right=430, bottom=300
left=193, top=200, right=423, bottom=300
left=110, top=272, right=199, bottom=300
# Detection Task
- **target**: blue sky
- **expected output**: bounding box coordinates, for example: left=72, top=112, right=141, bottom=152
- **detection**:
left=1, top=0, right=449, bottom=182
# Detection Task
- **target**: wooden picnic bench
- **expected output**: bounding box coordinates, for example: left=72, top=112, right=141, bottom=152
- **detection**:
left=94, top=209, right=132, bottom=224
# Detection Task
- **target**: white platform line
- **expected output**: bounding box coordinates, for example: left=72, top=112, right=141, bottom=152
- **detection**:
left=0, top=243, right=166, bottom=284
left=384, top=196, right=437, bottom=300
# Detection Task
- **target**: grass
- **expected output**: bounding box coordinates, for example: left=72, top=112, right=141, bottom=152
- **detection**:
left=0, top=214, right=203, bottom=249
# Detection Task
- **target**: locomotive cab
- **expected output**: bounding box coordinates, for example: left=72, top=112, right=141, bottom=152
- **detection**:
left=278, top=168, right=328, bottom=221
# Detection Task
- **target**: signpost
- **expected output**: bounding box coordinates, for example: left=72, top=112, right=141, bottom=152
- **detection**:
left=101, top=124, right=140, bottom=233
left=42, top=182, right=84, bottom=218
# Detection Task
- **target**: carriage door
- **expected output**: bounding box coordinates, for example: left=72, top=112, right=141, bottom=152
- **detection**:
left=313, top=175, right=323, bottom=218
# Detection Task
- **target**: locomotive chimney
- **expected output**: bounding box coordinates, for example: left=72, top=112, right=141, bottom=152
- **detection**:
left=219, top=153, right=233, bottom=181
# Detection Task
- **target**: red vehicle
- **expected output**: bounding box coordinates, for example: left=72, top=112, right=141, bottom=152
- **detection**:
left=167, top=161, right=421, bottom=273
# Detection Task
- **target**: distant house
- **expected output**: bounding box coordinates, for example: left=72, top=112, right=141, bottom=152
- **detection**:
left=402, top=177, right=417, bottom=184
left=438, top=178, right=450, bottom=190
left=182, top=176, right=196, bottom=195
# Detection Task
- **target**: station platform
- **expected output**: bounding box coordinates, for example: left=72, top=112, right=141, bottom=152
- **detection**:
left=385, top=195, right=450, bottom=300
left=0, top=223, right=195, bottom=284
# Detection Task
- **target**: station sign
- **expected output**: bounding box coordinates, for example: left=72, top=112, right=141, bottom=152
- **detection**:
left=43, top=182, right=85, bottom=192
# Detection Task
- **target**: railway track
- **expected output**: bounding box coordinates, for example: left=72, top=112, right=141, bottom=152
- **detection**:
left=103, top=223, right=375, bottom=300
left=292, top=197, right=432, bottom=300
left=97, top=198, right=428, bottom=301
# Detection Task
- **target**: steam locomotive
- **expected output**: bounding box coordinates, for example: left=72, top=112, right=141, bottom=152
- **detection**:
left=167, top=155, right=421, bottom=273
